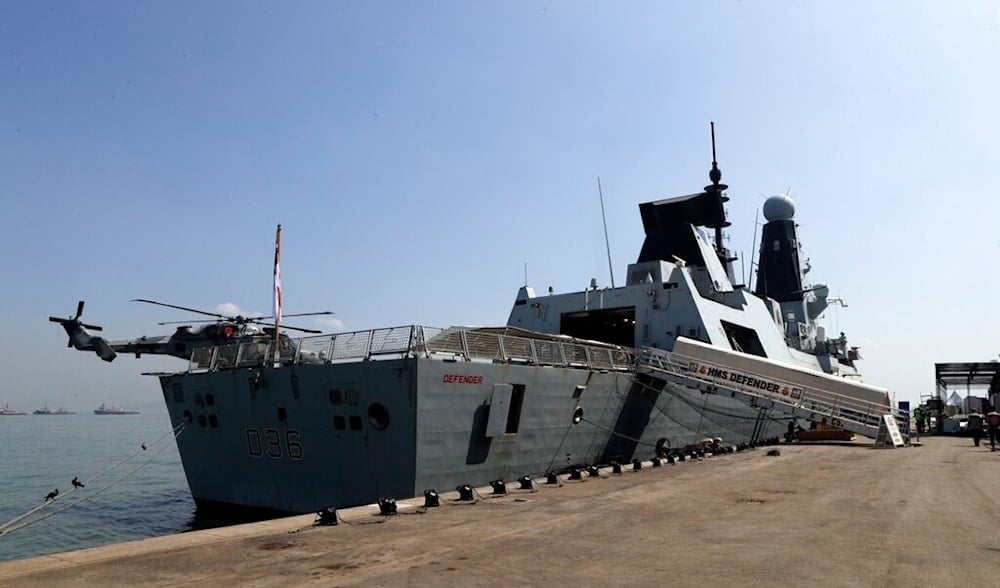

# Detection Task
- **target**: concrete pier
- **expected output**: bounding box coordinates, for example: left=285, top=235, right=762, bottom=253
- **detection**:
left=1, top=435, right=997, bottom=587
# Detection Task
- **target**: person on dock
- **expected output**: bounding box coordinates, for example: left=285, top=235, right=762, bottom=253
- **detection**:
left=786, top=420, right=798, bottom=443
left=986, top=408, right=1000, bottom=451
left=968, top=410, right=985, bottom=447
left=914, top=406, right=926, bottom=434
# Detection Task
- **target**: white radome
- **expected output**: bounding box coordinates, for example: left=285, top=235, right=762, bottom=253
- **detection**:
left=762, top=194, right=795, bottom=222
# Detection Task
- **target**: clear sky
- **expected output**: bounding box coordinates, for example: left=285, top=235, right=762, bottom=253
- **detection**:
left=2, top=1, right=998, bottom=412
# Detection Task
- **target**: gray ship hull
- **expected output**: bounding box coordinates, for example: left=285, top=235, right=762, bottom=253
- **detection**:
left=160, top=337, right=783, bottom=514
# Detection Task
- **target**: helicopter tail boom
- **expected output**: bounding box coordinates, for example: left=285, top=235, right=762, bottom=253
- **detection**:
left=49, top=301, right=117, bottom=362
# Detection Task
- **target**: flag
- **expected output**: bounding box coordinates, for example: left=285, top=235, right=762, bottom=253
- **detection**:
left=273, top=224, right=282, bottom=326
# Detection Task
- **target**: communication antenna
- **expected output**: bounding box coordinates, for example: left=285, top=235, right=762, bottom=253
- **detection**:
left=523, top=262, right=528, bottom=287
left=704, top=122, right=729, bottom=267
left=597, top=177, right=615, bottom=288
left=749, top=208, right=759, bottom=290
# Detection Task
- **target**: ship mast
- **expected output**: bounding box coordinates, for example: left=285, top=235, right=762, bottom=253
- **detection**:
left=272, top=224, right=282, bottom=367
left=704, top=122, right=731, bottom=270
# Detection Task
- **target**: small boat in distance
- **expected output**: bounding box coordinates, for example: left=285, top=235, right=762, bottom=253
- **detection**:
left=33, top=406, right=75, bottom=415
left=1, top=404, right=27, bottom=416
left=94, top=404, right=139, bottom=415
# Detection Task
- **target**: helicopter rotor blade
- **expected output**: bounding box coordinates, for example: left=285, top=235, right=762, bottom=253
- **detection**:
left=274, top=325, right=322, bottom=334
left=49, top=302, right=102, bottom=331
left=247, top=317, right=322, bottom=334
left=132, top=299, right=227, bottom=320
left=253, top=311, right=335, bottom=321
left=281, top=311, right=335, bottom=319
left=157, top=319, right=221, bottom=326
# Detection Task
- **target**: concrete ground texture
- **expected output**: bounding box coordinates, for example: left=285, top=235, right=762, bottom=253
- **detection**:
left=1, top=434, right=997, bottom=587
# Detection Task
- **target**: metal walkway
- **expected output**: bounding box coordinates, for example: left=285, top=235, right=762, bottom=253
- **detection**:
left=635, top=346, right=901, bottom=439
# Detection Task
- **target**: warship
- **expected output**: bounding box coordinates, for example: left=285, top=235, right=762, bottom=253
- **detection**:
left=53, top=128, right=901, bottom=514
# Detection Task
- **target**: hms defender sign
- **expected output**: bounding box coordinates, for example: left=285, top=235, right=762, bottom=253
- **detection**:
left=688, top=361, right=803, bottom=401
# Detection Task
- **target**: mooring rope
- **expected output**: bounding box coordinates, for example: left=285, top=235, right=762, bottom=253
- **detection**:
left=0, top=419, right=188, bottom=539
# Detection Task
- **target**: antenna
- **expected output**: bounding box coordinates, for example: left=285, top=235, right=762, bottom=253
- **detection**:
left=523, top=262, right=527, bottom=287
left=710, top=124, right=719, bottom=174
left=597, top=177, right=615, bottom=288
left=705, top=122, right=729, bottom=267
left=749, top=208, right=759, bottom=291
left=272, top=223, right=282, bottom=367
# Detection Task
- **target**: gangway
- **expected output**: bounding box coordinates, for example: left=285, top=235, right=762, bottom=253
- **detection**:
left=635, top=338, right=903, bottom=440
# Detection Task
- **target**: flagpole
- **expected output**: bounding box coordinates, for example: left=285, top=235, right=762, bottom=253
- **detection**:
left=273, top=224, right=282, bottom=367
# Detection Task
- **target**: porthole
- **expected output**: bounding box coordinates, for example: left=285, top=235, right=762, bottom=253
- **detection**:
left=368, top=403, right=390, bottom=430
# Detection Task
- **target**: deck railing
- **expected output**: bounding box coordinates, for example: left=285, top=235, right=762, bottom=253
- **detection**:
left=188, top=326, right=634, bottom=373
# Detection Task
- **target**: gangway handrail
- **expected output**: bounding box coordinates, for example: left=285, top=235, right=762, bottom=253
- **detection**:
left=634, top=346, right=904, bottom=438
left=636, top=347, right=885, bottom=417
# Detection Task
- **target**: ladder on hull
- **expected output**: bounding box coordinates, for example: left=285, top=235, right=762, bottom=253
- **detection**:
left=634, top=345, right=899, bottom=440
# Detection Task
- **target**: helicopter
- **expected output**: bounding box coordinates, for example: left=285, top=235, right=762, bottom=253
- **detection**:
left=50, top=299, right=333, bottom=362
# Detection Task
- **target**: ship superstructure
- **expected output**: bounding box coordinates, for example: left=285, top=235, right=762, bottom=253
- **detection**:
left=507, top=194, right=858, bottom=377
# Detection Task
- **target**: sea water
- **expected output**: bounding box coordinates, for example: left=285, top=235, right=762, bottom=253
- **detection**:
left=0, top=408, right=199, bottom=562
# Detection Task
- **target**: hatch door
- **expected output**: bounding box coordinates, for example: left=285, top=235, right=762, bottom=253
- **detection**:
left=485, top=383, right=513, bottom=438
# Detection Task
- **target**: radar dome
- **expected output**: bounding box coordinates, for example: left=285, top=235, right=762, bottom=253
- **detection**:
left=762, top=194, right=795, bottom=222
